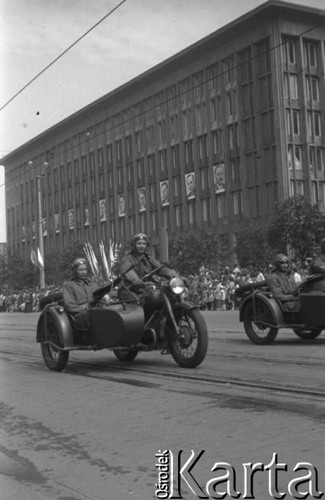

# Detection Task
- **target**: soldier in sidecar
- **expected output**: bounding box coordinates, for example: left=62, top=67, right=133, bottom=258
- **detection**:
left=236, top=254, right=325, bottom=344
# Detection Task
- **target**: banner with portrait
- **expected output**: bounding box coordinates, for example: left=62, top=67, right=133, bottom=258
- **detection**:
left=213, top=163, right=226, bottom=193
left=185, top=172, right=195, bottom=200
left=160, top=180, right=169, bottom=206
left=22, top=225, right=26, bottom=242
left=99, top=199, right=106, bottom=222
left=118, top=194, right=125, bottom=217
left=137, top=187, right=146, bottom=212
left=68, top=208, right=74, bottom=230
left=32, top=220, right=36, bottom=240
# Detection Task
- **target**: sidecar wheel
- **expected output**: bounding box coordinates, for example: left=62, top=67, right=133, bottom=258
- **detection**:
left=243, top=300, right=278, bottom=345
left=293, top=328, right=322, bottom=340
left=169, top=308, right=208, bottom=368
left=113, top=349, right=139, bottom=362
left=40, top=316, right=69, bottom=371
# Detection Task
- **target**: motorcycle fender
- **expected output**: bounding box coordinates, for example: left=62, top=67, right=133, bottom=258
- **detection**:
left=36, top=306, right=74, bottom=348
left=239, top=294, right=283, bottom=324
left=172, top=301, right=199, bottom=314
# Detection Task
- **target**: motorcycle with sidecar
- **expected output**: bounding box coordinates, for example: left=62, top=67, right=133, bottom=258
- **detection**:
left=235, top=274, right=325, bottom=344
left=36, top=266, right=208, bottom=371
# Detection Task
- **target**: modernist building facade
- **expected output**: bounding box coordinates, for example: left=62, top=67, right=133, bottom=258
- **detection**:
left=3, top=0, right=325, bottom=262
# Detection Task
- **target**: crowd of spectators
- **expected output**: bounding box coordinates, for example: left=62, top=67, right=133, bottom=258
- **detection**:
left=0, top=259, right=312, bottom=313
left=0, top=285, right=61, bottom=313
left=187, top=261, right=311, bottom=311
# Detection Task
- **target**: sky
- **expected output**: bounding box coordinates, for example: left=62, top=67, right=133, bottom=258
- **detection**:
left=0, top=0, right=324, bottom=242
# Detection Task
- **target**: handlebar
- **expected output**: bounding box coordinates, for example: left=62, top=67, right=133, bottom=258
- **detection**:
left=143, top=264, right=165, bottom=281
left=91, top=264, right=135, bottom=302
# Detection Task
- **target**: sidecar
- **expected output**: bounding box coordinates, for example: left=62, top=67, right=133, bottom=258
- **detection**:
left=235, top=275, right=325, bottom=344
left=36, top=292, right=147, bottom=371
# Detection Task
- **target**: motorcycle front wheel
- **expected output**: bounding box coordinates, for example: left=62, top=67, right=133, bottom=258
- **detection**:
left=40, top=316, right=69, bottom=371
left=169, top=308, right=208, bottom=368
left=243, top=300, right=278, bottom=345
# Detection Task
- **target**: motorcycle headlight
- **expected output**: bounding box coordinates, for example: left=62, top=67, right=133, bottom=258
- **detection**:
left=170, top=277, right=185, bottom=295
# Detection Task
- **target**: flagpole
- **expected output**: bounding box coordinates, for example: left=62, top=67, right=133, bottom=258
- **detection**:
left=37, top=175, right=45, bottom=290
left=28, top=160, right=47, bottom=290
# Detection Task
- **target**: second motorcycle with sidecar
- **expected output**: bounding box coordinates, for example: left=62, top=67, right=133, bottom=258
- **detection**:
left=36, top=266, right=208, bottom=371
left=235, top=274, right=325, bottom=344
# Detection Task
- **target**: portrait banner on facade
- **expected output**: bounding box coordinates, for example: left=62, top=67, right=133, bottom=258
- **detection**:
left=99, top=199, right=106, bottom=222
left=22, top=225, right=26, bottom=242
left=185, top=171, right=195, bottom=200
left=32, top=221, right=36, bottom=240
left=160, top=180, right=169, bottom=206
left=213, top=163, right=226, bottom=193
left=118, top=194, right=125, bottom=217
left=137, top=187, right=146, bottom=212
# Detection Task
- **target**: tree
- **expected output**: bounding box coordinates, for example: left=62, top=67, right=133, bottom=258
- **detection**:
left=3, top=251, right=38, bottom=290
left=168, top=229, right=229, bottom=274
left=235, top=226, right=273, bottom=268
left=267, top=195, right=325, bottom=260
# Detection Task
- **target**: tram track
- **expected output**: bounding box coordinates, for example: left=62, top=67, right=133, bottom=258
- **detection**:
left=1, top=346, right=324, bottom=401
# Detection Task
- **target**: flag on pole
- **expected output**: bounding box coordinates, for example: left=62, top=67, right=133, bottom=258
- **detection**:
left=37, top=248, right=44, bottom=268
left=99, top=240, right=110, bottom=281
left=31, top=249, right=38, bottom=268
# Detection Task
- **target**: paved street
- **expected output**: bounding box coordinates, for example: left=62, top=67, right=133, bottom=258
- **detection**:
left=0, top=311, right=324, bottom=499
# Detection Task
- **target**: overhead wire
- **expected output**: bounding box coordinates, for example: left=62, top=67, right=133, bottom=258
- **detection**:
left=0, top=0, right=127, bottom=113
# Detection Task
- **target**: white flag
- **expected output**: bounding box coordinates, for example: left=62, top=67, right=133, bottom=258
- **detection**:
left=37, top=248, right=44, bottom=268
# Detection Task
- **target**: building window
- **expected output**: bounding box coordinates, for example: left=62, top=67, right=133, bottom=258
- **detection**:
left=159, top=150, right=166, bottom=172
left=198, top=135, right=207, bottom=161
left=125, top=136, right=132, bottom=157
left=182, top=111, right=188, bottom=137
left=283, top=38, right=296, bottom=65
left=216, top=193, right=227, bottom=218
left=292, top=110, right=300, bottom=136
left=223, top=56, right=235, bottom=84
left=150, top=183, right=156, bottom=204
left=151, top=211, right=157, bottom=232
left=135, top=131, right=143, bottom=155
left=173, top=176, right=180, bottom=197
left=188, top=202, right=196, bottom=225
left=314, top=112, right=321, bottom=137
left=202, top=198, right=210, bottom=222
left=158, top=121, right=166, bottom=145
left=303, top=40, right=318, bottom=68
left=284, top=74, right=298, bottom=100
left=233, top=191, right=243, bottom=215
left=175, top=205, right=182, bottom=227
left=306, top=77, right=319, bottom=102
left=171, top=145, right=179, bottom=169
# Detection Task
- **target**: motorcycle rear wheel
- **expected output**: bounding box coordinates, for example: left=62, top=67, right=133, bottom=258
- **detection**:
left=113, top=349, right=139, bottom=362
left=40, top=316, right=69, bottom=371
left=243, top=300, right=278, bottom=345
left=293, top=328, right=322, bottom=340
left=169, top=308, right=208, bottom=368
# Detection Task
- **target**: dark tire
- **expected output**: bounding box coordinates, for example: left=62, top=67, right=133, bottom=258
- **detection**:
left=40, top=316, right=69, bottom=371
left=293, top=328, right=322, bottom=340
left=169, top=308, right=208, bottom=368
left=113, top=349, right=139, bottom=362
left=243, top=299, right=278, bottom=345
